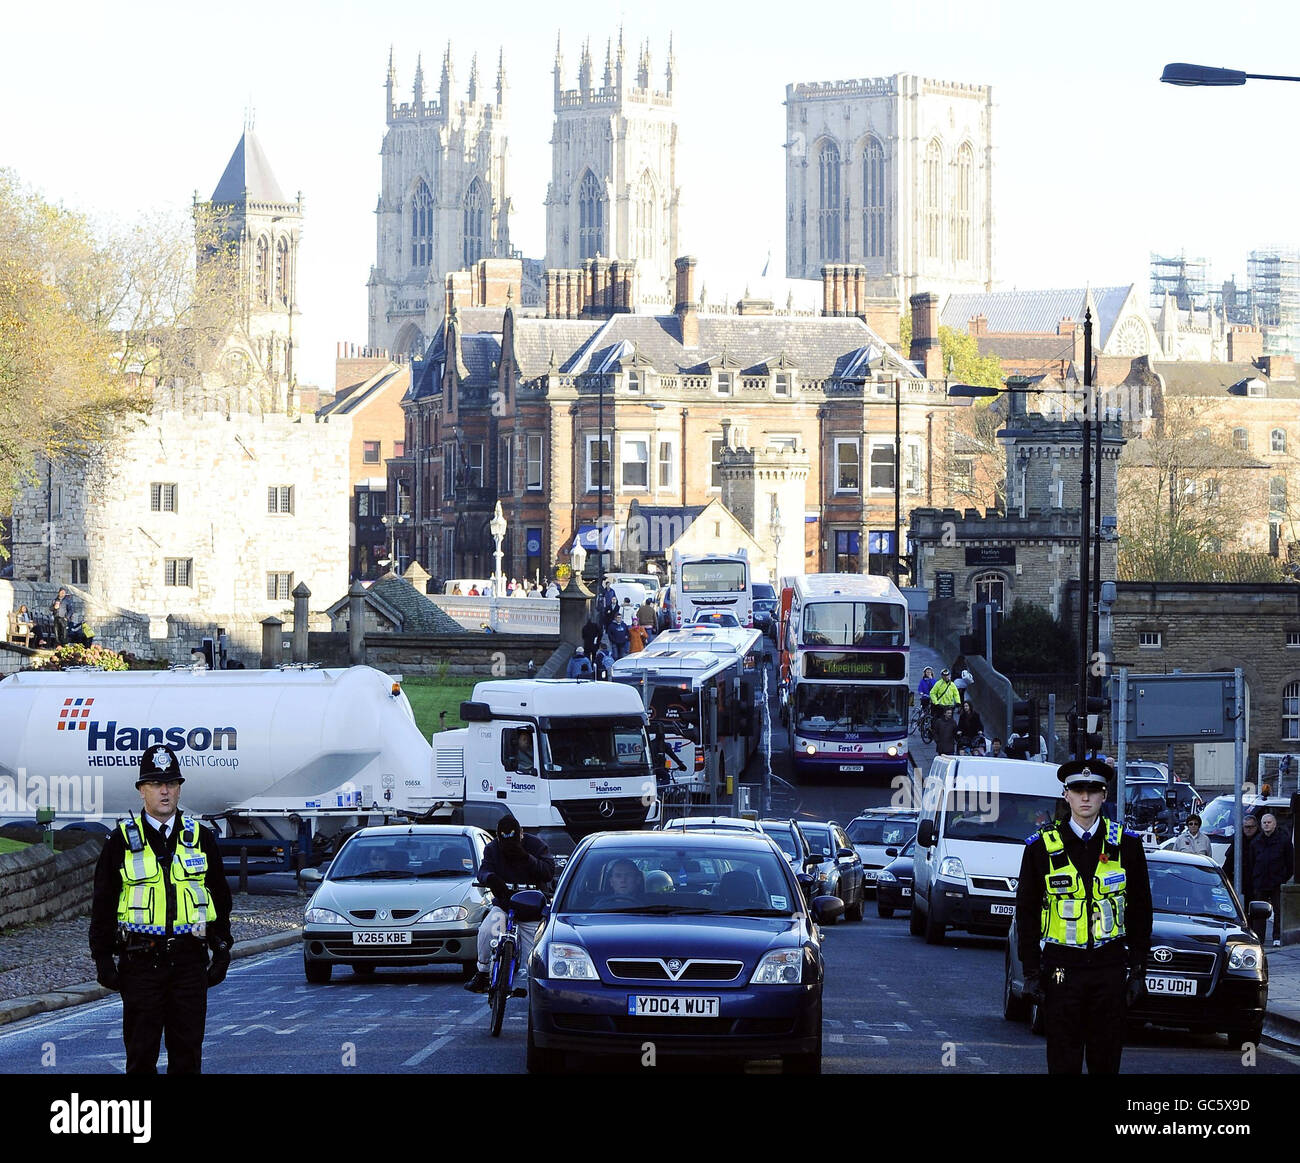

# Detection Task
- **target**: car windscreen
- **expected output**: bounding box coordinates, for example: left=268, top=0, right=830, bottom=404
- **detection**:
left=848, top=817, right=915, bottom=847
left=1201, top=796, right=1291, bottom=836
left=331, top=835, right=476, bottom=879
left=941, top=790, right=1063, bottom=844
left=1149, top=860, right=1242, bottom=922
left=560, top=845, right=797, bottom=915
left=753, top=584, right=777, bottom=601
left=543, top=721, right=650, bottom=777
left=759, top=824, right=798, bottom=859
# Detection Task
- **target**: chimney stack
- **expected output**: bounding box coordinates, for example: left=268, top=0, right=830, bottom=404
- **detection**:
left=908, top=291, right=944, bottom=379
left=675, top=255, right=699, bottom=348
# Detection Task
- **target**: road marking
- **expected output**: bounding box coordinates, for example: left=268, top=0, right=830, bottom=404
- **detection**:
left=403, top=1035, right=453, bottom=1065
left=830, top=1032, right=888, bottom=1044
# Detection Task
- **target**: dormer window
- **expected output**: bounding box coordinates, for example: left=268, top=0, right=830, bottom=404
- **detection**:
left=1248, top=380, right=1267, bottom=398
left=627, top=370, right=641, bottom=394
left=774, top=372, right=792, bottom=397
left=716, top=371, right=733, bottom=396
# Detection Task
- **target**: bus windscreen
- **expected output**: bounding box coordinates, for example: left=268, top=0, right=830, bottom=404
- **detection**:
left=681, top=562, right=747, bottom=593
left=801, top=601, right=906, bottom=647
left=794, top=685, right=908, bottom=734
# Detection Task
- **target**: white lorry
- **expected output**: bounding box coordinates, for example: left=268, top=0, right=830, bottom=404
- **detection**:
left=0, top=667, right=658, bottom=867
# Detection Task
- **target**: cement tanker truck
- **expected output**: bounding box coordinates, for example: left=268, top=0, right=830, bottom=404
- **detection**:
left=0, top=667, right=658, bottom=868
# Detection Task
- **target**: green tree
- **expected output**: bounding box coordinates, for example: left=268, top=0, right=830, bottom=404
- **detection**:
left=993, top=600, right=1076, bottom=674
left=896, top=313, right=1004, bottom=390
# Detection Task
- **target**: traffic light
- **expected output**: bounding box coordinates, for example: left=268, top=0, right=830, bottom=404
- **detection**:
left=1012, top=697, right=1040, bottom=750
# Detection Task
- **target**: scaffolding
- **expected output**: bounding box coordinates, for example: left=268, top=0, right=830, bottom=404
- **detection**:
left=1149, top=252, right=1210, bottom=312
left=1247, top=248, right=1300, bottom=355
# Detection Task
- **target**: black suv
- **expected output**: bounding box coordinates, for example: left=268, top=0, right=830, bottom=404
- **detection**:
left=752, top=582, right=779, bottom=640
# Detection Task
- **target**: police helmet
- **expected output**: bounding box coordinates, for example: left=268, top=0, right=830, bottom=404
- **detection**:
left=136, top=745, right=184, bottom=787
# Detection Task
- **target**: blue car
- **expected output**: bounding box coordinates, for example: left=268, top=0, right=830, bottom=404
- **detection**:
left=526, top=830, right=840, bottom=1073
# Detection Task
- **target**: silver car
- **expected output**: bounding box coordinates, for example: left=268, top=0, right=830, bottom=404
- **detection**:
left=302, top=824, right=492, bottom=983
left=846, top=810, right=918, bottom=895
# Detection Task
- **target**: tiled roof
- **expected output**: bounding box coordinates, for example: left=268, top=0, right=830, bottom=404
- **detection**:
left=318, top=366, right=407, bottom=417
left=1122, top=437, right=1266, bottom=470
left=1150, top=361, right=1278, bottom=397
left=976, top=335, right=1076, bottom=362
left=510, top=319, right=603, bottom=378
left=367, top=577, right=465, bottom=633
left=211, top=129, right=289, bottom=205
left=942, top=287, right=1133, bottom=347
left=457, top=334, right=502, bottom=386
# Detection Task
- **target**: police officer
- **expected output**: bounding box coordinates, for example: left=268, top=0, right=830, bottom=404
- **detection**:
left=89, top=745, right=233, bottom=1074
left=1014, top=758, right=1152, bottom=1074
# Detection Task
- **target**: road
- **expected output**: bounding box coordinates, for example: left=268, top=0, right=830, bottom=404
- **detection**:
left=3, top=649, right=1297, bottom=1076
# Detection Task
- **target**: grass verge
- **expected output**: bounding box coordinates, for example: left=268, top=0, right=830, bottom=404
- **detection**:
left=402, top=677, right=479, bottom=738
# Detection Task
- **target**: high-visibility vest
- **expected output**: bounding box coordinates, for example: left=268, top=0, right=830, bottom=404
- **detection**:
left=930, top=679, right=961, bottom=706
left=116, top=814, right=215, bottom=937
left=1040, top=819, right=1127, bottom=947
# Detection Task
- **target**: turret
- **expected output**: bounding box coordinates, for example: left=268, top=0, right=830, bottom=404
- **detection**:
left=440, top=42, right=453, bottom=110
left=386, top=47, right=397, bottom=119
left=468, top=52, right=479, bottom=104
left=413, top=53, right=424, bottom=109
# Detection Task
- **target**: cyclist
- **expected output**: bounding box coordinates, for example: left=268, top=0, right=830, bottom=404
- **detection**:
left=916, top=666, right=937, bottom=710
left=465, top=815, right=555, bottom=997
left=928, top=668, right=962, bottom=726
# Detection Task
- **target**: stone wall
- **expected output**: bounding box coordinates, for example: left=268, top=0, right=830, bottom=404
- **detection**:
left=0, top=838, right=103, bottom=929
left=362, top=633, right=561, bottom=677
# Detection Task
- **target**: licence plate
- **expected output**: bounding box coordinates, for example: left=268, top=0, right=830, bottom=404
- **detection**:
left=840, top=765, right=864, bottom=773
left=352, top=931, right=412, bottom=945
left=1146, top=975, right=1197, bottom=995
left=863, top=870, right=879, bottom=880
left=628, top=995, right=720, bottom=1017
left=989, top=904, right=1015, bottom=916
left=901, top=887, right=912, bottom=897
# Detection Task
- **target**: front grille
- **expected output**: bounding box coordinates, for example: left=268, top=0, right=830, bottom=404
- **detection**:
left=1147, top=948, right=1216, bottom=975
left=555, top=797, right=650, bottom=837
left=349, top=910, right=376, bottom=920
left=392, top=909, right=419, bottom=920
left=315, top=935, right=466, bottom=958
left=606, top=958, right=744, bottom=983
left=613, top=1017, right=736, bottom=1036
left=970, top=876, right=1015, bottom=893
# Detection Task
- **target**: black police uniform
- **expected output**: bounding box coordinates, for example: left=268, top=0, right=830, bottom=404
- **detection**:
left=1014, top=761, right=1152, bottom=1075
left=89, top=749, right=233, bottom=1074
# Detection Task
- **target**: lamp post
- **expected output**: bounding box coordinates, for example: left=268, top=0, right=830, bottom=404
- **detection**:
left=770, top=499, right=783, bottom=582
left=380, top=512, right=411, bottom=575
left=489, top=499, right=507, bottom=598
left=1161, top=63, right=1300, bottom=87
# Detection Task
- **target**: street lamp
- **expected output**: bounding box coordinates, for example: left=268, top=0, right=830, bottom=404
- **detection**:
left=380, top=512, right=411, bottom=575
left=769, top=499, right=783, bottom=581
left=571, top=540, right=587, bottom=579
left=1160, top=62, right=1300, bottom=87
left=489, top=499, right=507, bottom=597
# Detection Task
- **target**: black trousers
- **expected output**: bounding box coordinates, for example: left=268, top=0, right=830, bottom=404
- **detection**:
left=1042, top=960, right=1127, bottom=1075
left=118, top=944, right=209, bottom=1074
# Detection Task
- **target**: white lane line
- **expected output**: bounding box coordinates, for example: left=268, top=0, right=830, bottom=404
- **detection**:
left=403, top=1035, right=453, bottom=1065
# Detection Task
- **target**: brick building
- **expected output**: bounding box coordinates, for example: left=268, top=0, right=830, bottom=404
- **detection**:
left=388, top=258, right=979, bottom=585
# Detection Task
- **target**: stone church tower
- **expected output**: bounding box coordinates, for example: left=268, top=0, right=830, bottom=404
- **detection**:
left=202, top=125, right=303, bottom=413
left=785, top=73, right=994, bottom=303
left=545, top=33, right=681, bottom=311
left=368, top=47, right=512, bottom=359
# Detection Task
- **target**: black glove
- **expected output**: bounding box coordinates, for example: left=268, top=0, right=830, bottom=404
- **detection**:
left=1126, top=966, right=1145, bottom=1007
left=1022, top=967, right=1043, bottom=1005
left=207, top=944, right=231, bottom=988
left=94, top=954, right=120, bottom=992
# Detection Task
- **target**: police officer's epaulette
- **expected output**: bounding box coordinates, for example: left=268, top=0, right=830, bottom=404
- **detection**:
left=1025, top=829, right=1044, bottom=845
left=1123, top=828, right=1142, bottom=841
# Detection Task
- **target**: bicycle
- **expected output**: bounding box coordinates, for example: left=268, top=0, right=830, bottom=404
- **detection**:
left=909, top=703, right=933, bottom=744
left=481, top=885, right=548, bottom=1037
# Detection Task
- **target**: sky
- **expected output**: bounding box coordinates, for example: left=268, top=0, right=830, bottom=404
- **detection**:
left=5, top=0, right=1298, bottom=390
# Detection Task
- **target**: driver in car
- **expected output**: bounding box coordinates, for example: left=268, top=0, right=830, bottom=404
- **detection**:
left=596, top=859, right=645, bottom=906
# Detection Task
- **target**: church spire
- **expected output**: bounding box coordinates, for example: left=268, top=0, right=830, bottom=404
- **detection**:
left=441, top=42, right=453, bottom=109
left=666, top=34, right=676, bottom=97
left=386, top=46, right=397, bottom=118
left=603, top=39, right=613, bottom=90
left=468, top=52, right=479, bottom=104
left=496, top=48, right=506, bottom=107
left=579, top=38, right=592, bottom=97
left=413, top=53, right=424, bottom=108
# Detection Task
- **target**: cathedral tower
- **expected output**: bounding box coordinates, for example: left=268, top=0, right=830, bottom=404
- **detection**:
left=200, top=124, right=303, bottom=412
left=368, top=46, right=511, bottom=359
left=545, top=32, right=681, bottom=311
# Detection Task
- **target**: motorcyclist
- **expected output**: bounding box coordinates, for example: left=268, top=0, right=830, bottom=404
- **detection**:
left=465, top=816, right=555, bottom=998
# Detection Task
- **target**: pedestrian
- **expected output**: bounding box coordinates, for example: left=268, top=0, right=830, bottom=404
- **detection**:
left=544, top=579, right=560, bottom=598
left=1224, top=812, right=1260, bottom=913
left=628, top=620, right=649, bottom=653
left=51, top=586, right=69, bottom=646
left=565, top=647, right=593, bottom=680
left=928, top=668, right=961, bottom=726
left=601, top=581, right=619, bottom=631
left=89, top=745, right=233, bottom=1074
left=932, top=706, right=958, bottom=756
left=1252, top=812, right=1294, bottom=946
left=637, top=595, right=657, bottom=628
left=581, top=613, right=603, bottom=659
left=989, top=736, right=1005, bottom=758
left=1173, top=813, right=1212, bottom=857
left=594, top=645, right=614, bottom=681
left=1015, top=759, right=1152, bottom=1074
left=607, top=613, right=630, bottom=660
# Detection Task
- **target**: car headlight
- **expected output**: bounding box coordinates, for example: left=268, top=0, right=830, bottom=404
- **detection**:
left=751, top=948, right=804, bottom=986
left=419, top=905, right=469, bottom=923
left=1228, top=943, right=1263, bottom=971
left=876, top=870, right=897, bottom=883
left=937, top=856, right=966, bottom=882
left=304, top=907, right=347, bottom=925
left=547, top=943, right=599, bottom=980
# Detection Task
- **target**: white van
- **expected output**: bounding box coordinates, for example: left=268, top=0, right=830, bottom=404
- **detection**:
left=910, top=755, right=1064, bottom=945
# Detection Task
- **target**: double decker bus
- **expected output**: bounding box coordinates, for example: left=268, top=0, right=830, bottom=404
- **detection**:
left=610, top=623, right=763, bottom=800
left=778, top=574, right=910, bottom=778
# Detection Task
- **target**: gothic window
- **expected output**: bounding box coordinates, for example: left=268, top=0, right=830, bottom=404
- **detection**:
left=275, top=238, right=290, bottom=307
left=410, top=179, right=434, bottom=267
left=463, top=178, right=486, bottom=268
left=924, top=139, right=943, bottom=261
left=578, top=170, right=605, bottom=260
left=1113, top=317, right=1147, bottom=356
left=862, top=137, right=887, bottom=260
left=817, top=140, right=841, bottom=263
left=255, top=236, right=270, bottom=305
left=972, top=571, right=1006, bottom=611
left=954, top=143, right=973, bottom=265
left=635, top=171, right=656, bottom=261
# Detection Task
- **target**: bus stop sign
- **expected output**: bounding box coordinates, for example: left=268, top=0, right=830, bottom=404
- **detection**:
left=1125, top=673, right=1236, bottom=742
